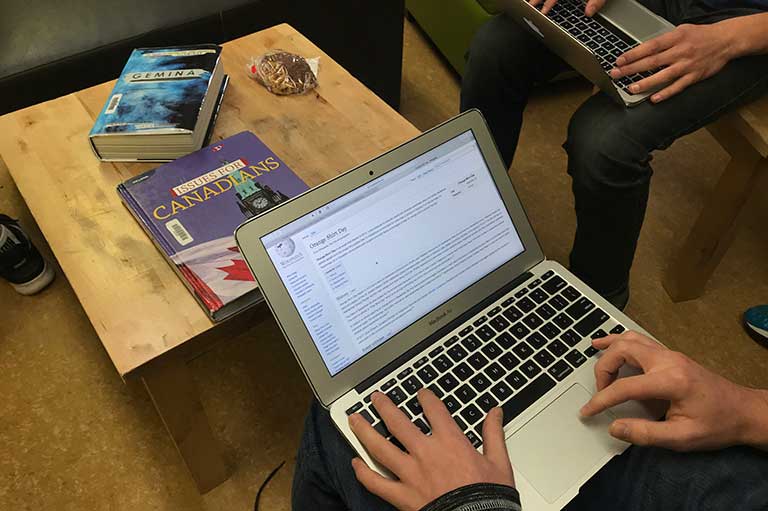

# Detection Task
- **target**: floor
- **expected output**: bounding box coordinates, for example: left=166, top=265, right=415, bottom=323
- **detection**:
left=2, top=18, right=767, bottom=511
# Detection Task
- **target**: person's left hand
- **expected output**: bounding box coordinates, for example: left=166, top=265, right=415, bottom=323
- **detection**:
left=349, top=389, right=515, bottom=511
left=610, top=22, right=736, bottom=103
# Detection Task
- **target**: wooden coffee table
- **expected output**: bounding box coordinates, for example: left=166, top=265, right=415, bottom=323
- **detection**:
left=0, top=24, right=418, bottom=492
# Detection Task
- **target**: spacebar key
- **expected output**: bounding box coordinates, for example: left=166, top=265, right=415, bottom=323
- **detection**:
left=500, top=374, right=556, bottom=426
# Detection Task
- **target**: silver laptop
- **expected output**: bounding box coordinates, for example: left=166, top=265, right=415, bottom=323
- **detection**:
left=504, top=0, right=674, bottom=106
left=235, top=110, right=659, bottom=509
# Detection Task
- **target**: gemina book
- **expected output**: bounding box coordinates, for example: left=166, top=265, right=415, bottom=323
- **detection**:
left=89, top=44, right=226, bottom=161
left=117, top=131, right=310, bottom=321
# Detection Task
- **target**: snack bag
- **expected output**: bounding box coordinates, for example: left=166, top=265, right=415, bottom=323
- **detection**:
left=247, top=50, right=319, bottom=95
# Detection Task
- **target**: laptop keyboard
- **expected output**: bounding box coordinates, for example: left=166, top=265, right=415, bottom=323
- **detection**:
left=538, top=0, right=659, bottom=95
left=345, top=269, right=626, bottom=449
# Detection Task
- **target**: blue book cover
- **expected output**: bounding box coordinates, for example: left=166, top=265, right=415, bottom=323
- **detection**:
left=117, top=131, right=310, bottom=321
left=90, top=45, right=222, bottom=136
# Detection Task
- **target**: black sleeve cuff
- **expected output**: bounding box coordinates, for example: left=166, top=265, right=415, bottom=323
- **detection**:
left=419, top=483, right=522, bottom=511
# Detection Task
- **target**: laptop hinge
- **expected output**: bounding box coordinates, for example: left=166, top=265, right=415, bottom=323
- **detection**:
left=354, top=271, right=535, bottom=395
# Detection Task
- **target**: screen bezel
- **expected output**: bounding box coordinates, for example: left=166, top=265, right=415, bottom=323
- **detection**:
left=235, top=110, right=544, bottom=407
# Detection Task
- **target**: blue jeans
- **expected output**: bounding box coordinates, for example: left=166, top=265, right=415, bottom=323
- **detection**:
left=460, top=5, right=768, bottom=299
left=292, top=400, right=768, bottom=510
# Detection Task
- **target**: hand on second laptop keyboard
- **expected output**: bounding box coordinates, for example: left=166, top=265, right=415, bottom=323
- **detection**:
left=348, top=389, right=515, bottom=511
left=529, top=0, right=605, bottom=17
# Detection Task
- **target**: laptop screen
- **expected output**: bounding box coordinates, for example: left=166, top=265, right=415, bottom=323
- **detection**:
left=260, top=130, right=525, bottom=376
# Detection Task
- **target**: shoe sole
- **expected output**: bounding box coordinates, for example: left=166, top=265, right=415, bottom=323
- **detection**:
left=743, top=318, right=768, bottom=350
left=11, top=260, right=55, bottom=295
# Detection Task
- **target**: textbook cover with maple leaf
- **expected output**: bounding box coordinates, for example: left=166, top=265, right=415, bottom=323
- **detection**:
left=117, top=131, right=310, bottom=321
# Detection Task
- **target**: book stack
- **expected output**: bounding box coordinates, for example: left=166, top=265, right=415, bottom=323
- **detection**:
left=89, top=45, right=227, bottom=162
left=117, top=131, right=310, bottom=321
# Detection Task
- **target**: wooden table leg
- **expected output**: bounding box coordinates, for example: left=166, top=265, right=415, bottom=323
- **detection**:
left=663, top=147, right=765, bottom=302
left=141, top=357, right=230, bottom=493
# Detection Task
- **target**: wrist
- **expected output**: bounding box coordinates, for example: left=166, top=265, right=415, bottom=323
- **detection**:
left=737, top=388, right=768, bottom=450
left=718, top=13, right=768, bottom=59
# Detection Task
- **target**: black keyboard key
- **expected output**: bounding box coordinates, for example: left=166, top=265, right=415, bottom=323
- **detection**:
left=402, top=376, right=423, bottom=394
left=428, top=384, right=444, bottom=398
left=346, top=402, right=363, bottom=415
left=518, top=297, right=536, bottom=313
left=515, top=288, right=529, bottom=298
left=496, top=331, right=516, bottom=349
left=547, top=339, right=568, bottom=357
left=530, top=288, right=549, bottom=304
left=461, top=404, right=483, bottom=425
left=470, top=373, right=491, bottom=392
left=373, top=421, right=390, bottom=438
left=387, top=386, right=407, bottom=405
left=512, top=342, right=534, bottom=360
left=562, top=286, right=581, bottom=302
left=540, top=322, right=561, bottom=340
left=460, top=326, right=473, bottom=337
left=476, top=325, right=496, bottom=342
left=414, top=356, right=429, bottom=369
left=534, top=350, right=556, bottom=368
left=364, top=394, right=373, bottom=403
left=428, top=346, right=444, bottom=358
left=489, top=306, right=502, bottom=317
left=553, top=313, right=574, bottom=329
left=506, top=370, right=528, bottom=389
left=396, top=368, right=413, bottom=380
left=503, top=305, right=523, bottom=323
left=481, top=341, right=503, bottom=360
left=456, top=384, right=477, bottom=404
left=485, top=362, right=505, bottom=381
left=536, top=303, right=556, bottom=320
left=448, top=345, right=469, bottom=362
left=489, top=315, right=511, bottom=332
left=413, top=418, right=431, bottom=435
left=565, top=297, right=596, bottom=321
left=359, top=409, right=375, bottom=424
left=560, top=329, right=581, bottom=347
left=510, top=322, right=531, bottom=340
left=584, top=346, right=600, bottom=358
left=565, top=349, right=587, bottom=368
left=502, top=297, right=515, bottom=308
left=549, top=295, right=568, bottom=311
left=521, top=360, right=542, bottom=378
left=523, top=312, right=544, bottom=330
left=542, top=270, right=554, bottom=280
left=454, top=415, right=468, bottom=432
left=528, top=278, right=542, bottom=289
left=574, top=308, right=609, bottom=337
left=433, top=354, right=454, bottom=373
left=548, top=360, right=574, bottom=381
left=444, top=395, right=461, bottom=414
left=445, top=335, right=460, bottom=347
left=542, top=276, right=567, bottom=294
left=477, top=393, right=499, bottom=413
left=473, top=316, right=488, bottom=327
left=591, top=329, right=609, bottom=339
left=406, top=396, right=423, bottom=416
left=501, top=374, right=556, bottom=425
left=499, top=352, right=521, bottom=371
left=610, top=324, right=626, bottom=335
left=526, top=332, right=548, bottom=350
left=381, top=378, right=397, bottom=392
left=461, top=334, right=482, bottom=352
left=466, top=430, right=483, bottom=448
left=490, top=381, right=514, bottom=401
left=468, top=352, right=490, bottom=371
left=453, top=362, right=473, bottom=381
left=417, top=365, right=438, bottom=383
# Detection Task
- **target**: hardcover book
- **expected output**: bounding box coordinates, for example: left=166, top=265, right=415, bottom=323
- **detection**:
left=89, top=44, right=226, bottom=161
left=117, top=131, right=310, bottom=321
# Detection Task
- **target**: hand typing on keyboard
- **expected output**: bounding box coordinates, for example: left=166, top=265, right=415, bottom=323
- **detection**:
left=609, top=23, right=738, bottom=103
left=529, top=0, right=605, bottom=17
left=349, top=389, right=515, bottom=511
left=580, top=331, right=768, bottom=452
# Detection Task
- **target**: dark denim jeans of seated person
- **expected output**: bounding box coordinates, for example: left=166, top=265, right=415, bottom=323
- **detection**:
left=291, top=400, right=768, bottom=510
left=460, top=1, right=768, bottom=304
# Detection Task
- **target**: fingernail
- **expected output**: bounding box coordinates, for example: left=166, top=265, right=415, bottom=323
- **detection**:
left=611, top=422, right=629, bottom=439
left=371, top=391, right=381, bottom=403
left=630, top=84, right=639, bottom=93
left=579, top=404, right=591, bottom=416
left=610, top=69, right=619, bottom=77
left=349, top=414, right=360, bottom=426
left=652, top=94, right=662, bottom=102
left=616, top=57, right=625, bottom=66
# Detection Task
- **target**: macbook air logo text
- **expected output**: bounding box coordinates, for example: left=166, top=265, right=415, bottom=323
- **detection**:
left=523, top=17, right=544, bottom=38
left=429, top=309, right=452, bottom=326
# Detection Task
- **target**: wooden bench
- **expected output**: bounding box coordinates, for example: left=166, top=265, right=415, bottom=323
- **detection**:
left=664, top=95, right=768, bottom=302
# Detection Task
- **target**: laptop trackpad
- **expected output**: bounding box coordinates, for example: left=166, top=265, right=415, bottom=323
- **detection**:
left=505, top=384, right=625, bottom=503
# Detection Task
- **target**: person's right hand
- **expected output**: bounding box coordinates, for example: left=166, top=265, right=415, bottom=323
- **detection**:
left=529, top=0, right=606, bottom=17
left=580, top=331, right=768, bottom=451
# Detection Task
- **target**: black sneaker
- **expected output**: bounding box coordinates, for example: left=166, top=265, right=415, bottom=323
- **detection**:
left=0, top=215, right=55, bottom=295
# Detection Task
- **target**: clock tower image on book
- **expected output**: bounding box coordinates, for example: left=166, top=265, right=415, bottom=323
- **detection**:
left=229, top=168, right=290, bottom=218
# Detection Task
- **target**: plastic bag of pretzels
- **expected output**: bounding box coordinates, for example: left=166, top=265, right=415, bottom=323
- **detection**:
left=247, top=50, right=319, bottom=95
